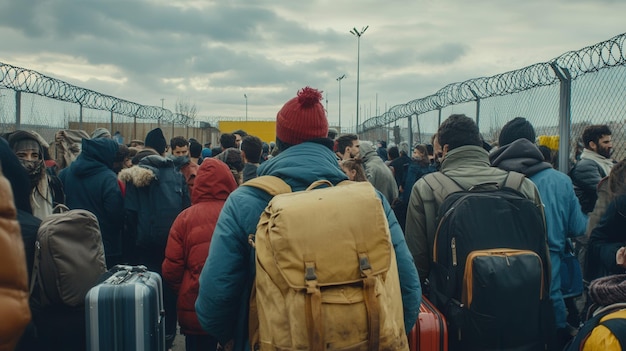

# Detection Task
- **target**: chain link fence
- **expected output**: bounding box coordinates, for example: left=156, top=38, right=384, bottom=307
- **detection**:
left=0, top=64, right=218, bottom=145
left=360, top=32, right=626, bottom=172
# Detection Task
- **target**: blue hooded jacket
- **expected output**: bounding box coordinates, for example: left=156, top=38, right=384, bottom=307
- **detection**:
left=195, top=141, right=422, bottom=351
left=59, top=138, right=124, bottom=258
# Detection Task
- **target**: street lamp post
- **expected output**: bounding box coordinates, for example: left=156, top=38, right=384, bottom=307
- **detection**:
left=244, top=94, right=248, bottom=121
left=336, top=74, right=346, bottom=133
left=350, top=25, right=368, bottom=134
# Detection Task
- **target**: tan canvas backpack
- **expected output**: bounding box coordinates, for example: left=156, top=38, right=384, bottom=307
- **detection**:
left=245, top=176, right=408, bottom=351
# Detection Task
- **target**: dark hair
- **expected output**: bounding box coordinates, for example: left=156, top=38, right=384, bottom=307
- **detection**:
left=340, top=158, right=367, bottom=182
left=211, top=146, right=223, bottom=157
left=170, top=136, right=188, bottom=150
left=413, top=144, right=430, bottom=167
left=114, top=144, right=130, bottom=163
left=241, top=135, right=263, bottom=163
left=232, top=129, right=248, bottom=137
left=438, top=114, right=482, bottom=151
left=425, top=143, right=434, bottom=156
left=609, top=159, right=626, bottom=196
left=219, top=133, right=237, bottom=149
left=336, top=134, right=358, bottom=155
left=582, top=125, right=611, bottom=149
left=276, top=137, right=334, bottom=153
left=189, top=141, right=202, bottom=158
left=538, top=145, right=553, bottom=163
left=387, top=146, right=399, bottom=160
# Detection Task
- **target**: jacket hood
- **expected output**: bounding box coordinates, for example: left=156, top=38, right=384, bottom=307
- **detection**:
left=70, top=138, right=118, bottom=177
left=489, top=139, right=551, bottom=176
left=118, top=155, right=173, bottom=187
left=192, top=158, right=238, bottom=204
left=257, top=142, right=347, bottom=191
left=359, top=140, right=378, bottom=162
left=0, top=138, right=32, bottom=213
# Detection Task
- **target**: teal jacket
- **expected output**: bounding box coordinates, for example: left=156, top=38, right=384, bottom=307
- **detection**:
left=195, top=141, right=422, bottom=351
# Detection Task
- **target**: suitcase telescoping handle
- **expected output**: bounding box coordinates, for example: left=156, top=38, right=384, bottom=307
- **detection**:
left=106, top=265, right=149, bottom=285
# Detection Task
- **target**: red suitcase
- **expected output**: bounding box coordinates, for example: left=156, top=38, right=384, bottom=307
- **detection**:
left=409, top=295, right=448, bottom=351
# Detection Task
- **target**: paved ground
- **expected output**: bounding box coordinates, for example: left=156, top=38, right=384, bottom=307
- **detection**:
left=171, top=328, right=186, bottom=351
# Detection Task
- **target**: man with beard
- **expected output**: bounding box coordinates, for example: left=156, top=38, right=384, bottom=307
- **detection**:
left=569, top=124, right=616, bottom=214
left=6, top=131, right=64, bottom=219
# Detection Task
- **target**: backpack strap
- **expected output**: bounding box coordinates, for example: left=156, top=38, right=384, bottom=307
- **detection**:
left=502, top=171, right=525, bottom=191
left=243, top=175, right=292, bottom=196
left=566, top=304, right=626, bottom=351
left=600, top=318, right=626, bottom=349
left=422, top=172, right=464, bottom=204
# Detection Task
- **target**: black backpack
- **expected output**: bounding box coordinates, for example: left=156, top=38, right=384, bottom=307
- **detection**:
left=423, top=171, right=554, bottom=351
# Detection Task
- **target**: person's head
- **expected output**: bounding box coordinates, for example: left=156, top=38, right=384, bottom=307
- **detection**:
left=438, top=114, right=482, bottom=157
left=0, top=137, right=32, bottom=213
left=275, top=86, right=329, bottom=152
left=431, top=133, right=442, bottom=160
left=398, top=142, right=410, bottom=157
left=498, top=117, right=536, bottom=146
left=241, top=135, right=263, bottom=164
left=327, top=128, right=339, bottom=140
left=377, top=140, right=387, bottom=149
left=144, top=128, right=167, bottom=155
left=220, top=133, right=237, bottom=150
left=113, top=144, right=130, bottom=174
left=91, top=127, right=112, bottom=139
left=411, top=144, right=430, bottom=165
left=129, top=139, right=145, bottom=148
left=582, top=125, right=612, bottom=158
left=232, top=130, right=248, bottom=148
left=7, top=130, right=46, bottom=188
left=189, top=141, right=202, bottom=159
left=387, top=146, right=399, bottom=160
left=340, top=158, right=367, bottom=182
left=609, top=159, right=626, bottom=196
left=170, top=136, right=189, bottom=157
left=336, top=133, right=360, bottom=160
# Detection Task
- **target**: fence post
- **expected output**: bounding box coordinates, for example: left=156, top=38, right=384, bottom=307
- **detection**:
left=15, top=91, right=21, bottom=130
left=110, top=110, right=114, bottom=134
left=437, top=107, right=442, bottom=128
left=79, top=103, right=83, bottom=131
left=133, top=116, right=137, bottom=140
left=408, top=114, right=413, bottom=148
left=550, top=63, right=572, bottom=173
left=469, top=88, right=481, bottom=127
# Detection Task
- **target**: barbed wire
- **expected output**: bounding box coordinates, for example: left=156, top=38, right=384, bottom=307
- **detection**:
left=0, top=62, right=192, bottom=125
left=362, top=32, right=626, bottom=130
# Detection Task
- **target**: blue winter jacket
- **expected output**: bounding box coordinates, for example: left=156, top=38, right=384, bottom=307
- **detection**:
left=195, top=142, right=422, bottom=351
left=59, top=138, right=124, bottom=257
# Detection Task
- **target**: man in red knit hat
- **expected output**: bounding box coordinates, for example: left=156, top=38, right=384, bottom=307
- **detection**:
left=195, top=87, right=421, bottom=351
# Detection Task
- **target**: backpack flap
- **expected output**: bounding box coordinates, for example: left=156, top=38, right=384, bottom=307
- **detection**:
left=259, top=181, right=392, bottom=289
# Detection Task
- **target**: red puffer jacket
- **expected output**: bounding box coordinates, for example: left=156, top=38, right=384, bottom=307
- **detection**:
left=162, top=158, right=238, bottom=335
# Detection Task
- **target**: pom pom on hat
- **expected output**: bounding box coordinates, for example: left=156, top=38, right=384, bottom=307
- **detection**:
left=276, top=87, right=328, bottom=145
left=145, top=128, right=167, bottom=154
left=499, top=117, right=536, bottom=146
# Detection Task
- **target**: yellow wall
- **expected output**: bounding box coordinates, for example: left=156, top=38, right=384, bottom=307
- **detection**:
left=218, top=121, right=276, bottom=143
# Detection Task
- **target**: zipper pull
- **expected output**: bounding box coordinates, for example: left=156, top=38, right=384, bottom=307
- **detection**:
left=452, top=237, right=457, bottom=266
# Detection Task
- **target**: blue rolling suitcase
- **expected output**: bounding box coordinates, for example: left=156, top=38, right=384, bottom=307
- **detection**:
left=85, top=265, right=165, bottom=351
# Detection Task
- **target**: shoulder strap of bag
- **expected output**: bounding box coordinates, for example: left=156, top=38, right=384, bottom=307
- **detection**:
left=422, top=172, right=464, bottom=204
left=567, top=304, right=626, bottom=351
left=502, top=171, right=525, bottom=192
left=243, top=175, right=292, bottom=196
left=600, top=318, right=626, bottom=349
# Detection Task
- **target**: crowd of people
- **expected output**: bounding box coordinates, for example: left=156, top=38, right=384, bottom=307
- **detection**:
left=1, top=85, right=625, bottom=351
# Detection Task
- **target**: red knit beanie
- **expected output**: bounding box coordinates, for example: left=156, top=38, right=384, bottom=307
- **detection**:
left=276, top=87, right=328, bottom=145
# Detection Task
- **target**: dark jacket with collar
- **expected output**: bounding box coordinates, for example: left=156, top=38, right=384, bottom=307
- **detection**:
left=59, top=138, right=124, bottom=259
left=119, top=155, right=191, bottom=253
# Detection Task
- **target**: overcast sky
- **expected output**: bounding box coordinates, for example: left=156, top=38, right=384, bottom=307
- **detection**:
left=0, top=0, right=624, bottom=129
